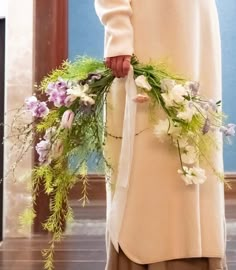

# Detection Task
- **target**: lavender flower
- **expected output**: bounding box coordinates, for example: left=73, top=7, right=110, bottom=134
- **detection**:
left=202, top=118, right=211, bottom=135
left=25, top=96, right=38, bottom=110
left=220, top=123, right=236, bottom=137
left=32, top=102, right=49, bottom=118
left=25, top=96, right=49, bottom=118
left=35, top=140, right=51, bottom=163
left=64, top=95, right=74, bottom=107
left=185, top=81, right=200, bottom=96
left=46, top=78, right=69, bottom=107
left=55, top=79, right=68, bottom=90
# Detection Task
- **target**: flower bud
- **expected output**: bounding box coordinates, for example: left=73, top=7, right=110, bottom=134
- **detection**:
left=61, top=110, right=75, bottom=129
left=132, top=94, right=150, bottom=103
left=135, top=75, right=152, bottom=91
left=52, top=139, right=64, bottom=159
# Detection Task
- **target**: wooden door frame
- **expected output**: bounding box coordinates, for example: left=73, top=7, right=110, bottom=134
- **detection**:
left=0, top=18, right=5, bottom=241
left=33, top=0, right=68, bottom=233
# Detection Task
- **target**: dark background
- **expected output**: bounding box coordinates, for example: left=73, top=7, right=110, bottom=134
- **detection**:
left=0, top=19, right=5, bottom=241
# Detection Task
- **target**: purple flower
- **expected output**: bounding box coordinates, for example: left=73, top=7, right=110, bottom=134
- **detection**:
left=202, top=118, right=211, bottom=135
left=220, top=123, right=236, bottom=137
left=25, top=96, right=49, bottom=118
left=186, top=81, right=200, bottom=96
left=32, top=102, right=49, bottom=118
left=25, top=96, right=38, bottom=110
left=46, top=78, right=69, bottom=107
left=64, top=95, right=74, bottom=107
left=55, top=79, right=68, bottom=90
left=35, top=140, right=51, bottom=163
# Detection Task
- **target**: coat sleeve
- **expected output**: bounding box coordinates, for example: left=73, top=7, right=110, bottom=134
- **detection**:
left=94, top=0, right=134, bottom=58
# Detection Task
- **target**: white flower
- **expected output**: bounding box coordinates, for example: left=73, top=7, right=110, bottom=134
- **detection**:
left=185, top=81, right=200, bottom=96
left=177, top=102, right=198, bottom=122
left=81, top=95, right=95, bottom=106
left=160, top=79, right=176, bottom=92
left=154, top=119, right=181, bottom=142
left=67, top=84, right=89, bottom=102
left=135, top=75, right=152, bottom=91
left=161, top=92, right=175, bottom=107
left=171, top=84, right=188, bottom=104
left=161, top=84, right=188, bottom=107
left=67, top=84, right=96, bottom=106
left=170, top=125, right=182, bottom=139
left=44, top=127, right=57, bottom=141
left=181, top=145, right=198, bottom=164
left=191, top=167, right=207, bottom=184
left=154, top=119, right=170, bottom=142
left=174, top=138, right=189, bottom=148
left=178, top=166, right=206, bottom=185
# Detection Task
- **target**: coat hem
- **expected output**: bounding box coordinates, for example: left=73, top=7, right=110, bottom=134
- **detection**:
left=119, top=240, right=225, bottom=265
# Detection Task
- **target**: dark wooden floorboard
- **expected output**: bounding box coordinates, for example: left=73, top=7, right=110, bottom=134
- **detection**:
left=0, top=199, right=236, bottom=270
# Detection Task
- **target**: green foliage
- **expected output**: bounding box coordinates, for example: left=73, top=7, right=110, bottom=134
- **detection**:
left=36, top=110, right=60, bottom=133
left=39, top=56, right=105, bottom=93
left=78, top=161, right=89, bottom=207
left=66, top=56, right=105, bottom=80
left=40, top=61, right=71, bottom=92
left=19, top=207, right=36, bottom=228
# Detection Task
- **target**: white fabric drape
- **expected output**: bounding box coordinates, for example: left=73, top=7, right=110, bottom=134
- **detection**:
left=107, top=66, right=137, bottom=251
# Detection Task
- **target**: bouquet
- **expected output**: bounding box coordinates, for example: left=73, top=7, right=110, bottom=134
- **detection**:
left=5, top=55, right=234, bottom=269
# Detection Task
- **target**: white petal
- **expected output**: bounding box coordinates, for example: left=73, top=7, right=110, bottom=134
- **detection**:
left=160, top=79, right=176, bottom=92
left=161, top=93, right=174, bottom=107
left=181, top=145, right=198, bottom=164
left=135, top=75, right=152, bottom=91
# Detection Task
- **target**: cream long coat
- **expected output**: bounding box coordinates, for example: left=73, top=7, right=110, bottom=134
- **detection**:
left=95, top=0, right=227, bottom=265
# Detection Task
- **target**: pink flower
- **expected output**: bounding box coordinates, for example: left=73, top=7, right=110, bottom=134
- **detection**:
left=60, top=110, right=75, bottom=129
left=52, top=139, right=64, bottom=159
left=64, top=95, right=74, bottom=107
left=132, top=94, right=150, bottom=103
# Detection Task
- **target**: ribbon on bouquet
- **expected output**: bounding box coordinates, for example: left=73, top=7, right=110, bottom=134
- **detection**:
left=108, top=66, right=137, bottom=252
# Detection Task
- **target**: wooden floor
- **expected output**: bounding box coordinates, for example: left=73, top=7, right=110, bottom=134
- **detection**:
left=0, top=199, right=236, bottom=270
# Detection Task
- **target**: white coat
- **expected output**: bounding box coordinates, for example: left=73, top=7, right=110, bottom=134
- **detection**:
left=95, top=0, right=227, bottom=264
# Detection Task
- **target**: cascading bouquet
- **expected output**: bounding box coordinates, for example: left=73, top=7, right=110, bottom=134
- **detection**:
left=6, top=55, right=234, bottom=269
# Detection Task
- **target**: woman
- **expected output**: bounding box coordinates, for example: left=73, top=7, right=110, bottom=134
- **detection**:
left=94, top=1, right=228, bottom=269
